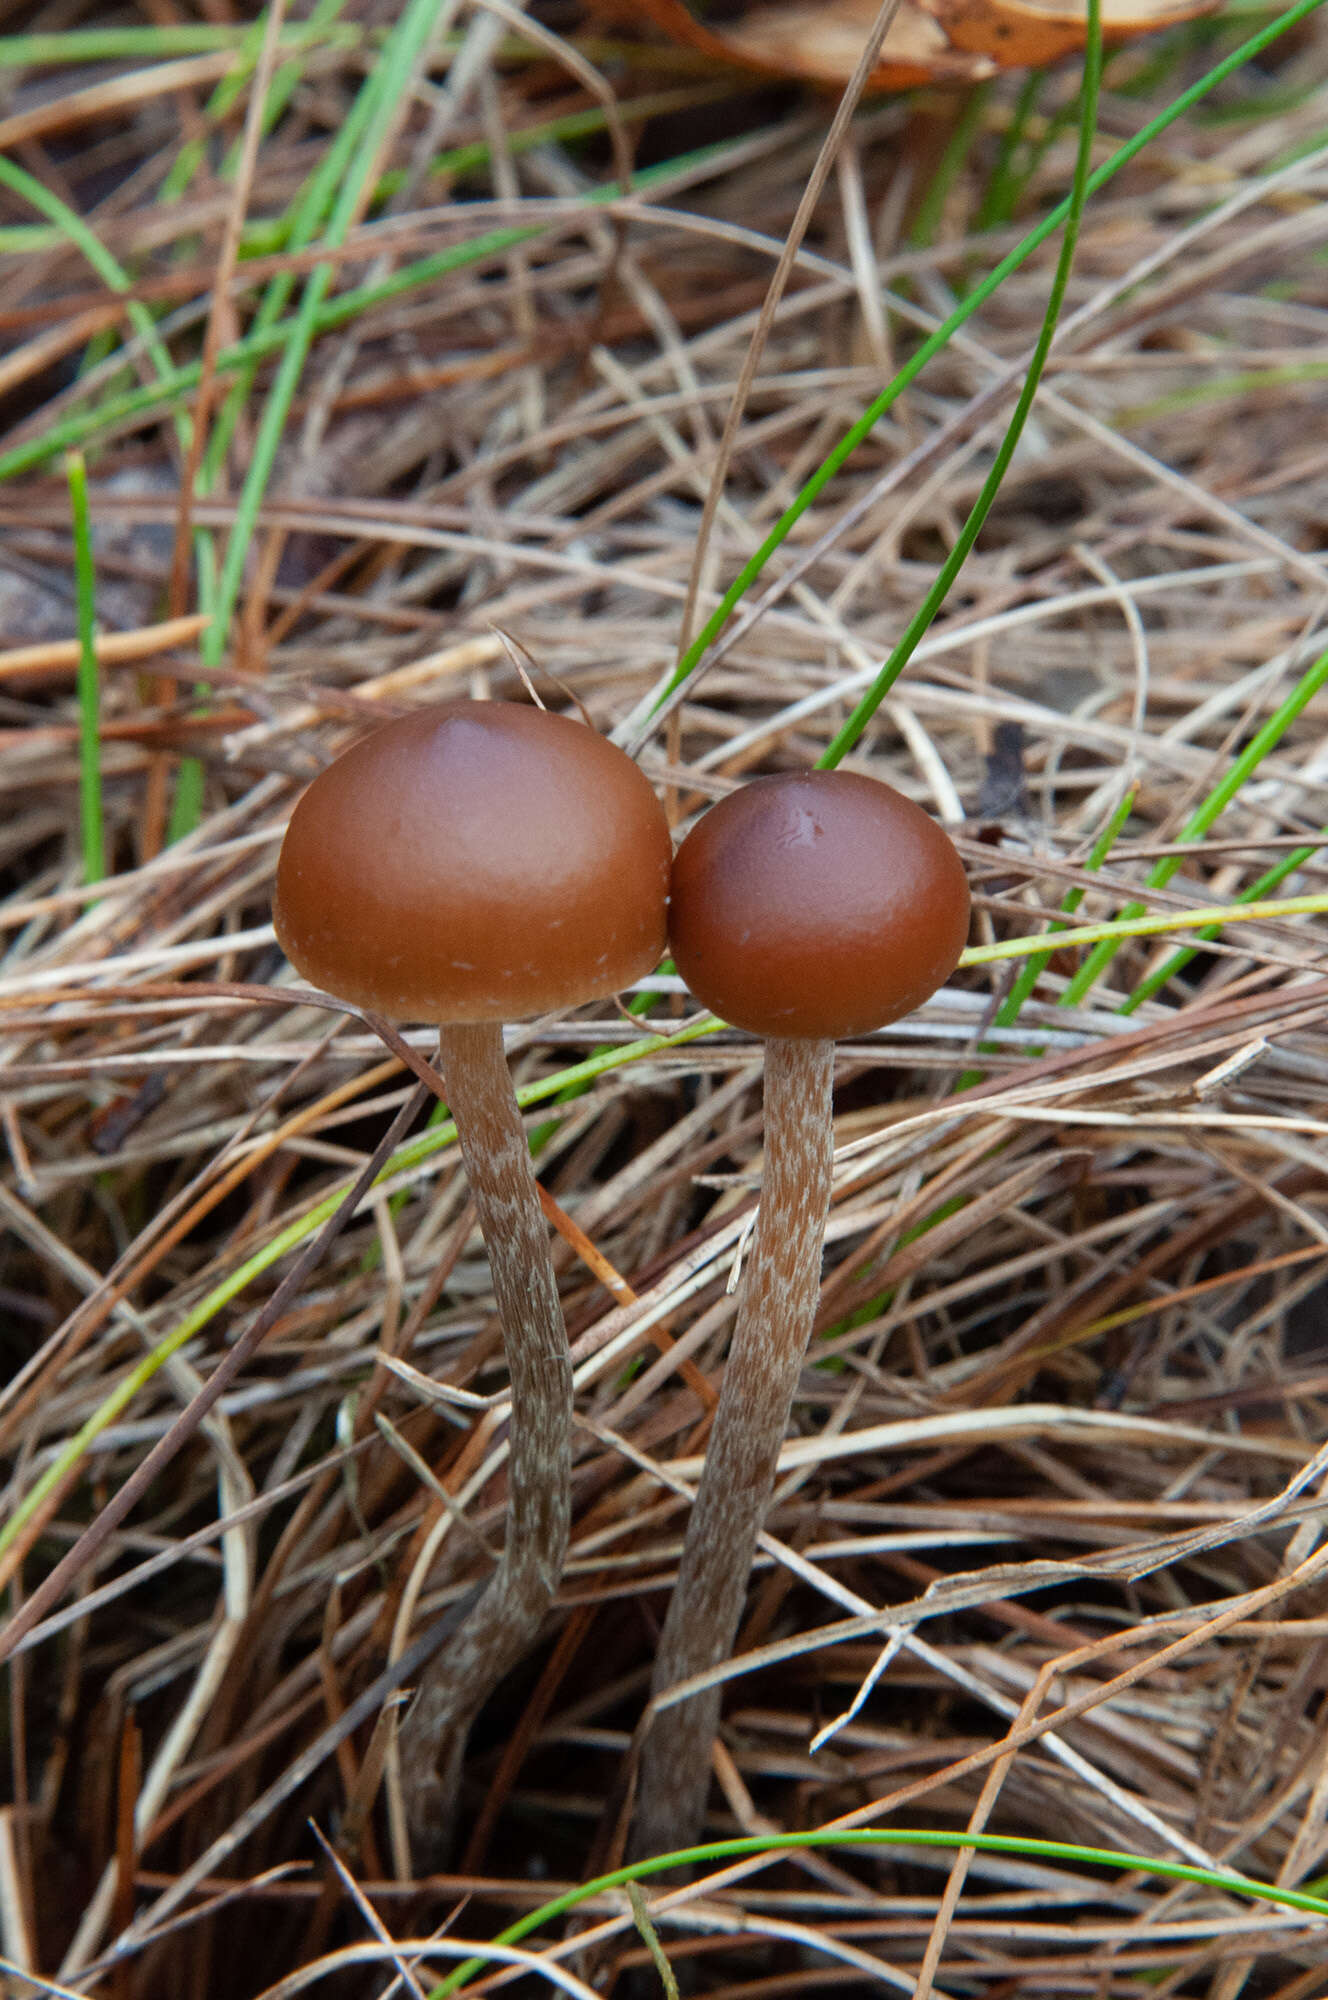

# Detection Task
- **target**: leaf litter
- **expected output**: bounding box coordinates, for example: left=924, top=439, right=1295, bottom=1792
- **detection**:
left=1, top=3, right=1328, bottom=1995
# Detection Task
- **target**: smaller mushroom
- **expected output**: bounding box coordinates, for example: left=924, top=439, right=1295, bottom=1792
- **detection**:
left=633, top=768, right=969, bottom=1862
left=274, top=699, right=671, bottom=1849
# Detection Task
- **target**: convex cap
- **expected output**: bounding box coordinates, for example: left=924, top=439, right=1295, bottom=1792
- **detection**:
left=275, top=701, right=672, bottom=1022
left=669, top=770, right=970, bottom=1039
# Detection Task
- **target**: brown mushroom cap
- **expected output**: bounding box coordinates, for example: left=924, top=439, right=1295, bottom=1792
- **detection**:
left=668, top=770, right=970, bottom=1039
left=274, top=701, right=672, bottom=1022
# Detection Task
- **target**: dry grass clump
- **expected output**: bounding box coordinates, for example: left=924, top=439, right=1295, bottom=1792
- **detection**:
left=2, top=4, right=1328, bottom=1995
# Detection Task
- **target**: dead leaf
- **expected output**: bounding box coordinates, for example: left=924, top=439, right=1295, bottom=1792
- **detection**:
left=624, top=0, right=994, bottom=88
left=606, top=0, right=1218, bottom=90
left=926, top=0, right=1219, bottom=67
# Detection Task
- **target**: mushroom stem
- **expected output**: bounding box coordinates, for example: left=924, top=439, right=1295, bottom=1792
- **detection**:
left=399, top=1019, right=573, bottom=1852
left=634, top=1035, right=836, bottom=1862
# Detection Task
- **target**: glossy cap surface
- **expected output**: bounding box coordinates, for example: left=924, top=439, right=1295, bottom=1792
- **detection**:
left=669, top=770, right=969, bottom=1039
left=274, top=701, right=671, bottom=1022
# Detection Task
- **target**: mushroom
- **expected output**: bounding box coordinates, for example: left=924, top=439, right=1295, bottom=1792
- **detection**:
left=273, top=699, right=671, bottom=1847
left=633, top=768, right=969, bottom=1861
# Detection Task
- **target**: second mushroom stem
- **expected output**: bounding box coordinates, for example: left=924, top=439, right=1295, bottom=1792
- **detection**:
left=398, top=1019, right=573, bottom=1854
left=634, top=1035, right=836, bottom=1862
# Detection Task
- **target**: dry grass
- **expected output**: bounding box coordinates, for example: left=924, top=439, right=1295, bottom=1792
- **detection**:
left=2, top=3, right=1328, bottom=1995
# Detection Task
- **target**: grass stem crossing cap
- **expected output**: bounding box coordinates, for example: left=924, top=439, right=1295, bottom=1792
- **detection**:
left=668, top=769, right=970, bottom=1039
left=274, top=700, right=672, bottom=1022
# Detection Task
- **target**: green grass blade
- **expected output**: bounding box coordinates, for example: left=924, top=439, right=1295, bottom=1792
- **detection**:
left=1119, top=358, right=1328, bottom=426
left=165, top=754, right=208, bottom=846
left=428, top=1828, right=1328, bottom=1997
left=65, top=451, right=105, bottom=886
left=0, top=226, right=64, bottom=251
left=163, top=532, right=218, bottom=845
left=976, top=66, right=1044, bottom=232
left=908, top=82, right=992, bottom=249
left=0, top=23, right=360, bottom=63
left=960, top=890, right=1328, bottom=967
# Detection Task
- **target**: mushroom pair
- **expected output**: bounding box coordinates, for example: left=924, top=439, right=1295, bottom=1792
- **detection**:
left=274, top=700, right=968, bottom=1859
